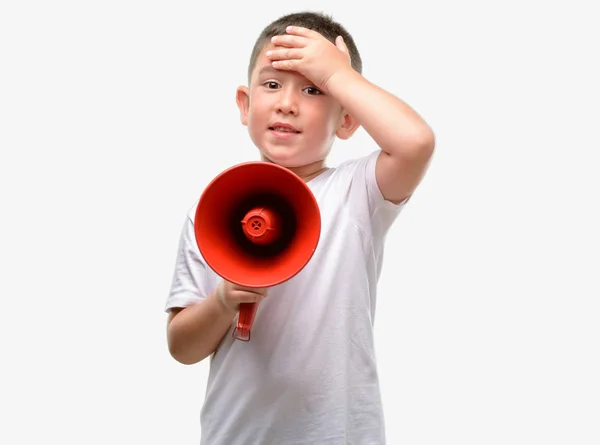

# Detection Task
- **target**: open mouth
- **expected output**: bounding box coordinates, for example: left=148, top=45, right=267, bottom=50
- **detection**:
left=269, top=126, right=300, bottom=134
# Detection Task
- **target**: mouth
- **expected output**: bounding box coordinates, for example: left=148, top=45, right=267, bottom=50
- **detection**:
left=269, top=124, right=301, bottom=134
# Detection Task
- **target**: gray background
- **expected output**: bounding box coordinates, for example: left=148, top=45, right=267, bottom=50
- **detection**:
left=1, top=0, right=598, bottom=443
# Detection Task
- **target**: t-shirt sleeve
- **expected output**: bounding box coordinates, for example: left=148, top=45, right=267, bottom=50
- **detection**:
left=347, top=149, right=410, bottom=239
left=164, top=204, right=214, bottom=312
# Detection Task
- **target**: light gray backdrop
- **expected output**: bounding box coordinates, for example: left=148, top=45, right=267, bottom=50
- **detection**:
left=1, top=0, right=598, bottom=443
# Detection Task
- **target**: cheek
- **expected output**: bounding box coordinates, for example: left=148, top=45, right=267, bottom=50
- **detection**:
left=310, top=102, right=341, bottom=127
left=248, top=98, right=270, bottom=123
left=313, top=112, right=340, bottom=137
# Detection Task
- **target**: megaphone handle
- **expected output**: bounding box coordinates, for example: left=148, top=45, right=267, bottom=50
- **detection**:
left=232, top=302, right=259, bottom=341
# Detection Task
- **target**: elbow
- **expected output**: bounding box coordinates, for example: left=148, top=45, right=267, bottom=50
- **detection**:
left=167, top=325, right=204, bottom=366
left=172, top=354, right=201, bottom=366
left=168, top=343, right=197, bottom=366
left=168, top=342, right=204, bottom=366
left=416, top=127, right=436, bottom=157
left=408, top=129, right=435, bottom=164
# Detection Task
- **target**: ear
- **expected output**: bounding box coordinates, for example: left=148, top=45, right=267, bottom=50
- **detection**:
left=236, top=85, right=250, bottom=126
left=336, top=110, right=360, bottom=140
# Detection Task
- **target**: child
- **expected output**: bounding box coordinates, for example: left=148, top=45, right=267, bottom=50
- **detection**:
left=165, top=10, right=434, bottom=445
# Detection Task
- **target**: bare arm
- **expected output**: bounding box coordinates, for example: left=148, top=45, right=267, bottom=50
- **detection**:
left=167, top=289, right=237, bottom=365
left=327, top=68, right=435, bottom=204
left=266, top=27, right=435, bottom=205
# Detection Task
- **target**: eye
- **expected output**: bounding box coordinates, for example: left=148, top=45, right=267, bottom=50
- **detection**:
left=263, top=81, right=280, bottom=89
left=304, top=86, right=323, bottom=96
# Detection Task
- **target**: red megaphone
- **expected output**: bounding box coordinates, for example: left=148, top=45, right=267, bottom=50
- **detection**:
left=194, top=162, right=321, bottom=341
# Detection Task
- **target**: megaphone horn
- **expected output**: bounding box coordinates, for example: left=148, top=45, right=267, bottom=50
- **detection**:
left=194, top=161, right=321, bottom=341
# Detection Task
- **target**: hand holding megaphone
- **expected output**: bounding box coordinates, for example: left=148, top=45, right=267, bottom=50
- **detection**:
left=216, top=280, right=268, bottom=313
left=216, top=280, right=269, bottom=341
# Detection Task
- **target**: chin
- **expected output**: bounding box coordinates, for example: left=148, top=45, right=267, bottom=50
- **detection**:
left=257, top=147, right=303, bottom=167
left=261, top=153, right=304, bottom=168
left=261, top=148, right=329, bottom=169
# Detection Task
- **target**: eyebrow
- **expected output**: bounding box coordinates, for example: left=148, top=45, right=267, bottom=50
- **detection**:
left=257, top=66, right=279, bottom=76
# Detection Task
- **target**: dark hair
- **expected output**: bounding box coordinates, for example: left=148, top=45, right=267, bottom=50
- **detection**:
left=247, top=11, right=362, bottom=81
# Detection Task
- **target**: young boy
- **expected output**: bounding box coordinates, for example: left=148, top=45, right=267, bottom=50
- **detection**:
left=165, top=11, right=434, bottom=445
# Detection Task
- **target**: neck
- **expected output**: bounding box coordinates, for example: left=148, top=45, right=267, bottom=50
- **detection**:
left=261, top=156, right=328, bottom=183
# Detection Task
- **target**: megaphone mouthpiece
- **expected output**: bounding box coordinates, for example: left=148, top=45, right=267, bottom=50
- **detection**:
left=241, top=206, right=281, bottom=245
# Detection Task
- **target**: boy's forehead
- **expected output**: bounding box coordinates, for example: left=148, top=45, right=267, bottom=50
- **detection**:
left=250, top=43, right=276, bottom=77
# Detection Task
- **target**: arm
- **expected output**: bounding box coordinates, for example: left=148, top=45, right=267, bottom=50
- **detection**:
left=268, top=27, right=435, bottom=204
left=167, top=288, right=236, bottom=365
left=167, top=281, right=268, bottom=364
left=327, top=68, right=435, bottom=204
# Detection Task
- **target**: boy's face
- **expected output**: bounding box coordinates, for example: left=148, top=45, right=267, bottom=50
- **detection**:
left=236, top=43, right=354, bottom=169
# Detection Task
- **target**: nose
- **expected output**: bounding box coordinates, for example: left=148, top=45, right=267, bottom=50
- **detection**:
left=276, top=87, right=299, bottom=116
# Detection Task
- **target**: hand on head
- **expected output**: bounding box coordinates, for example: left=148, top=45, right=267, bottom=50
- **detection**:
left=266, top=26, right=353, bottom=93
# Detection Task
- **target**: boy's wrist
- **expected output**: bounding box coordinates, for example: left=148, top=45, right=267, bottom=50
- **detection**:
left=326, top=67, right=362, bottom=97
left=210, top=282, right=238, bottom=317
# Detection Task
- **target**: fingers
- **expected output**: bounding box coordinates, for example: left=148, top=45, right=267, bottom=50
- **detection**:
left=234, top=290, right=266, bottom=303
left=284, top=25, right=316, bottom=38
left=232, top=285, right=267, bottom=303
left=234, top=285, right=267, bottom=295
left=266, top=45, right=303, bottom=71
left=231, top=283, right=268, bottom=297
left=271, top=59, right=299, bottom=71
left=270, top=34, right=305, bottom=48
left=218, top=280, right=268, bottom=310
left=231, top=282, right=265, bottom=292
left=266, top=47, right=303, bottom=61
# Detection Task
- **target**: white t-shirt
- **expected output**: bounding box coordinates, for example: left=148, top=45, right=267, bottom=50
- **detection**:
left=166, top=150, right=408, bottom=444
